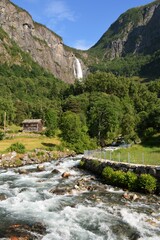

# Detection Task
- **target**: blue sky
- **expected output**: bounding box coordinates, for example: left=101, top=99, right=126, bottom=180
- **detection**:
left=11, top=0, right=154, bottom=50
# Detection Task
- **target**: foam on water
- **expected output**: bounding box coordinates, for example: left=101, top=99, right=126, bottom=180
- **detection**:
left=42, top=204, right=114, bottom=240
left=120, top=207, right=160, bottom=239
left=0, top=157, right=159, bottom=240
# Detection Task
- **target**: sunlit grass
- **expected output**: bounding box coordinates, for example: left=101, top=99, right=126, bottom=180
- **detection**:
left=0, top=134, right=61, bottom=152
left=92, top=145, right=160, bottom=166
left=111, top=145, right=160, bottom=165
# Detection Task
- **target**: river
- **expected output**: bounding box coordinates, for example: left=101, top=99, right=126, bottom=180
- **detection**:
left=0, top=156, right=159, bottom=240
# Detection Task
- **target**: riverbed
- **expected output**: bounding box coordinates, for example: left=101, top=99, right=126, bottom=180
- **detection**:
left=0, top=156, right=159, bottom=239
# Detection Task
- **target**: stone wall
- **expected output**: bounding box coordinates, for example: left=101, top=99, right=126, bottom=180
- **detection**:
left=81, top=157, right=160, bottom=182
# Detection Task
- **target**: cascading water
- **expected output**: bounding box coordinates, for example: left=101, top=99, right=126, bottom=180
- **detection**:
left=0, top=157, right=160, bottom=239
left=73, top=57, right=83, bottom=80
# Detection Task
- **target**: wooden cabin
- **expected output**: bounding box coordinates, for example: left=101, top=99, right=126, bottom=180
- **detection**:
left=22, top=119, right=43, bottom=132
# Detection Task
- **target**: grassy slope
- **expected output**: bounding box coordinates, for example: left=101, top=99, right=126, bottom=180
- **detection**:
left=111, top=145, right=160, bottom=166
left=94, top=135, right=160, bottom=166
left=0, top=133, right=61, bottom=152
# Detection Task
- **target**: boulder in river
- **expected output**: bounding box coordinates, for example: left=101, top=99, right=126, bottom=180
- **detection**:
left=18, top=169, right=28, bottom=174
left=37, top=165, right=45, bottom=171
left=123, top=192, right=140, bottom=201
left=5, top=222, right=46, bottom=239
left=49, top=187, right=68, bottom=195
left=0, top=193, right=7, bottom=201
left=51, top=169, right=60, bottom=174
left=61, top=172, right=71, bottom=178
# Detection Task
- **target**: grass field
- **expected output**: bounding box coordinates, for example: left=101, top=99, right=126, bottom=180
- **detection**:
left=89, top=145, right=160, bottom=166
left=111, top=145, right=160, bottom=165
left=0, top=133, right=61, bottom=153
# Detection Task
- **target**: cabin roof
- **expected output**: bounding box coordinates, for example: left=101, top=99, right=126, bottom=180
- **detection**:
left=22, top=119, right=42, bottom=124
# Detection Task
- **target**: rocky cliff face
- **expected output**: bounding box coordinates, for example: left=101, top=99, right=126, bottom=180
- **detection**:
left=0, top=0, right=85, bottom=83
left=90, top=0, right=160, bottom=60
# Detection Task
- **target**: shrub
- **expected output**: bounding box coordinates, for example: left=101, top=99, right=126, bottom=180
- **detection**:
left=36, top=151, right=45, bottom=157
left=7, top=142, right=26, bottom=154
left=125, top=171, right=138, bottom=191
left=101, top=166, right=157, bottom=194
left=92, top=160, right=100, bottom=167
left=102, top=166, right=114, bottom=184
left=14, top=159, right=22, bottom=166
left=113, top=170, right=126, bottom=187
left=45, top=129, right=55, bottom=137
left=0, top=131, right=5, bottom=140
left=138, top=174, right=157, bottom=193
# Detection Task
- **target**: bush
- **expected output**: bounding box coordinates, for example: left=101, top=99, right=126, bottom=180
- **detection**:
left=0, top=131, right=5, bottom=140
left=125, top=171, right=138, bottom=191
left=45, top=129, right=55, bottom=137
left=101, top=166, right=157, bottom=194
left=113, top=170, right=126, bottom=187
left=102, top=166, right=114, bottom=184
left=102, top=167, right=126, bottom=187
left=14, top=159, right=22, bottom=166
left=92, top=160, right=100, bottom=167
left=7, top=142, right=26, bottom=153
left=138, top=174, right=157, bottom=193
left=36, top=151, right=45, bottom=157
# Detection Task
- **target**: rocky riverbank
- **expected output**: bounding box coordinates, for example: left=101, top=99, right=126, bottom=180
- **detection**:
left=0, top=149, right=75, bottom=168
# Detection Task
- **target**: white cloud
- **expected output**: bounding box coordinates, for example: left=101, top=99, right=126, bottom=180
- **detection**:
left=73, top=40, right=92, bottom=50
left=45, top=0, right=75, bottom=22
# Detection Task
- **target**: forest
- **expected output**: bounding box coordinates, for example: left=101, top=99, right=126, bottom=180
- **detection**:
left=1, top=56, right=160, bottom=153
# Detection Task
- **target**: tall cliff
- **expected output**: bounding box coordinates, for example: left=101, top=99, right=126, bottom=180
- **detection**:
left=89, top=0, right=160, bottom=60
left=0, top=0, right=85, bottom=83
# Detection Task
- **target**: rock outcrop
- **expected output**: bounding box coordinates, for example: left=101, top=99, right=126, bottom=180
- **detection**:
left=0, top=0, right=86, bottom=83
left=90, top=0, right=160, bottom=60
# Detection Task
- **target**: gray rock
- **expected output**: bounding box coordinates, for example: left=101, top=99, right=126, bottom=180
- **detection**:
left=37, top=165, right=45, bottom=171
left=0, top=0, right=87, bottom=83
left=0, top=193, right=7, bottom=201
left=18, top=168, right=28, bottom=174
left=51, top=169, right=60, bottom=174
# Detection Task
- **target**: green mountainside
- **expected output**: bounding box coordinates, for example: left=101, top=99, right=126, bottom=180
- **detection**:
left=87, top=0, right=160, bottom=78
left=89, top=0, right=160, bottom=57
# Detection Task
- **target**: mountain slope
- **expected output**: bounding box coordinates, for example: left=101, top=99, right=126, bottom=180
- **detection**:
left=0, top=0, right=86, bottom=83
left=89, top=0, right=160, bottom=60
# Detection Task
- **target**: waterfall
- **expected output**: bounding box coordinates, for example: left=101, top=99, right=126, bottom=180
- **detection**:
left=73, top=57, right=83, bottom=79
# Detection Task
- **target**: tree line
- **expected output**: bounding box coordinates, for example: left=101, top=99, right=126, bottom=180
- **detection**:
left=0, top=63, right=160, bottom=153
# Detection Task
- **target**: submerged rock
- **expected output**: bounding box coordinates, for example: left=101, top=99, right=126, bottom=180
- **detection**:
left=130, top=232, right=142, bottom=240
left=5, top=222, right=46, bottom=239
left=51, top=169, right=60, bottom=174
left=49, top=187, right=68, bottom=195
left=18, top=169, right=28, bottom=174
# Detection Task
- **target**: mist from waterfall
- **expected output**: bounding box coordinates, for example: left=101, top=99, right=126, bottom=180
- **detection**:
left=73, top=57, right=83, bottom=80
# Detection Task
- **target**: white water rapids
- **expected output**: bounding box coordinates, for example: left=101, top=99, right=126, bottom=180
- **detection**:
left=0, top=156, right=160, bottom=239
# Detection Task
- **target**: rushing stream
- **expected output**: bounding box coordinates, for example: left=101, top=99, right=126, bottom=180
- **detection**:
left=0, top=156, right=160, bottom=240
